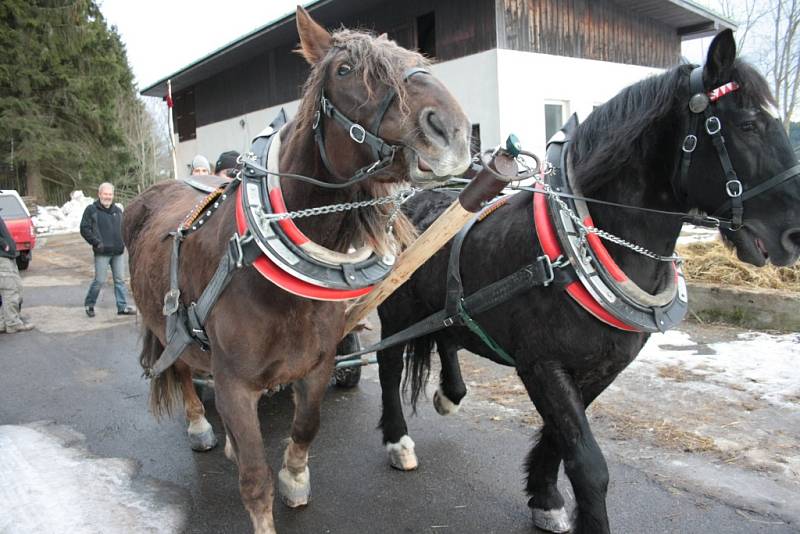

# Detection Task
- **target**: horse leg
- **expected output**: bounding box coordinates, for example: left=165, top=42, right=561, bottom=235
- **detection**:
left=518, top=361, right=610, bottom=534
left=524, top=369, right=624, bottom=533
left=174, top=359, right=218, bottom=451
left=432, top=338, right=466, bottom=416
left=214, top=372, right=275, bottom=534
left=378, top=344, right=418, bottom=471
left=526, top=424, right=570, bottom=533
left=277, top=356, right=332, bottom=508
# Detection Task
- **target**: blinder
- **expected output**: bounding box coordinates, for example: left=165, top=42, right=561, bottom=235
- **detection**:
left=313, top=66, right=431, bottom=186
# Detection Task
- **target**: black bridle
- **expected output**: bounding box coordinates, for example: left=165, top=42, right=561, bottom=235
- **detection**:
left=312, top=66, right=430, bottom=187
left=676, top=66, right=800, bottom=231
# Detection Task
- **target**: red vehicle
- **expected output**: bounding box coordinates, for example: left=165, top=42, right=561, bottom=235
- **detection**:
left=0, top=189, right=36, bottom=270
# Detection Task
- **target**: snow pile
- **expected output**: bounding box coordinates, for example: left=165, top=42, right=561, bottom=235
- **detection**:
left=32, top=191, right=94, bottom=235
left=638, top=329, right=800, bottom=408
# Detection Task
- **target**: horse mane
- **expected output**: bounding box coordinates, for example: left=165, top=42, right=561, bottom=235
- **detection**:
left=292, top=28, right=428, bottom=255
left=570, top=59, right=775, bottom=195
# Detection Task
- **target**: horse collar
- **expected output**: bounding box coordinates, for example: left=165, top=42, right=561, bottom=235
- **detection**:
left=237, top=113, right=395, bottom=301
left=535, top=116, right=688, bottom=333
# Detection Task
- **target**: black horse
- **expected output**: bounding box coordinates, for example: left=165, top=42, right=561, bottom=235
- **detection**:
left=375, top=30, right=800, bottom=534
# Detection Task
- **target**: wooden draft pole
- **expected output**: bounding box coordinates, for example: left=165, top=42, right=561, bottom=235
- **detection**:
left=343, top=150, right=519, bottom=336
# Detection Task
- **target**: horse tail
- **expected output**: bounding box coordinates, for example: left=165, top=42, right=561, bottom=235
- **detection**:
left=402, top=335, right=435, bottom=413
left=139, top=327, right=181, bottom=419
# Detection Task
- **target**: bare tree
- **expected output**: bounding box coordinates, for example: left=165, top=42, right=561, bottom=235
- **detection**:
left=768, top=0, right=800, bottom=131
left=712, top=0, right=800, bottom=131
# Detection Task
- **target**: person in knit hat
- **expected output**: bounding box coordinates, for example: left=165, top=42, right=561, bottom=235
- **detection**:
left=214, top=150, right=240, bottom=178
left=190, top=155, right=210, bottom=176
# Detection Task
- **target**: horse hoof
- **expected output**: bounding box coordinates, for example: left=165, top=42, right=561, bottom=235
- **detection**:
left=278, top=466, right=311, bottom=508
left=188, top=423, right=218, bottom=452
left=386, top=435, right=418, bottom=471
left=532, top=507, right=571, bottom=533
left=433, top=387, right=460, bottom=415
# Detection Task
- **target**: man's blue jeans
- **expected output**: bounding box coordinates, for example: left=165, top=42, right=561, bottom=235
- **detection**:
left=84, top=254, right=129, bottom=311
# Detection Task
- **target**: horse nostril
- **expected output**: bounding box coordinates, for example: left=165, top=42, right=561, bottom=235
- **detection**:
left=780, top=227, right=800, bottom=251
left=422, top=109, right=449, bottom=146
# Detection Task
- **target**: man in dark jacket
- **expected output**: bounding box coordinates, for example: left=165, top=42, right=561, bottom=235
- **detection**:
left=79, top=182, right=136, bottom=317
left=0, top=213, right=34, bottom=332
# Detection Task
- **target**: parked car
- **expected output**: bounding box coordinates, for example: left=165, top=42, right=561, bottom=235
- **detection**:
left=0, top=189, right=36, bottom=270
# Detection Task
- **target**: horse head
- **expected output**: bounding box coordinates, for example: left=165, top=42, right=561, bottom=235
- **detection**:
left=294, top=7, right=472, bottom=188
left=684, top=29, right=800, bottom=267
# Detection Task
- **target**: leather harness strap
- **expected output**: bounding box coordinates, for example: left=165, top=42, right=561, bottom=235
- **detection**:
left=337, top=199, right=575, bottom=365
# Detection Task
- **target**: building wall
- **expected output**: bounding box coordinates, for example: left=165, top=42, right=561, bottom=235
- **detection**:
left=175, top=48, right=662, bottom=175
left=498, top=0, right=680, bottom=68
left=495, top=48, right=662, bottom=159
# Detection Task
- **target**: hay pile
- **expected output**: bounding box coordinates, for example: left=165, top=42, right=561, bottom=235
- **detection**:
left=677, top=240, right=800, bottom=292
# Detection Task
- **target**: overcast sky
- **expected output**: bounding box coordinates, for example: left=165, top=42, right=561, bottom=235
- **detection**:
left=98, top=0, right=720, bottom=95
left=98, top=0, right=310, bottom=91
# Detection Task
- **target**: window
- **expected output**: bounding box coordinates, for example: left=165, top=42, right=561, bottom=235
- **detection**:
left=416, top=12, right=436, bottom=58
left=470, top=124, right=481, bottom=157
left=544, top=102, right=566, bottom=144
left=0, top=194, right=28, bottom=219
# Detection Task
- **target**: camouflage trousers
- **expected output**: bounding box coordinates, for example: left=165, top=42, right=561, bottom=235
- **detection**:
left=0, top=257, right=23, bottom=329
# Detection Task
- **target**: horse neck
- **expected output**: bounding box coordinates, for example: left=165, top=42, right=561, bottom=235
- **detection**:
left=277, top=122, right=365, bottom=251
left=572, top=118, right=685, bottom=293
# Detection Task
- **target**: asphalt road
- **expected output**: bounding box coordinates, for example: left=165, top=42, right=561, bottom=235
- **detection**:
left=0, top=234, right=796, bottom=534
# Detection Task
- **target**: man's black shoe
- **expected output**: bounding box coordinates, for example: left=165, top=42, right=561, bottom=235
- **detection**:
left=118, top=306, right=137, bottom=316
left=85, top=307, right=95, bottom=318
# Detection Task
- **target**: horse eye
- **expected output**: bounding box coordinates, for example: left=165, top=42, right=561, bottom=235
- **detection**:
left=337, top=63, right=352, bottom=76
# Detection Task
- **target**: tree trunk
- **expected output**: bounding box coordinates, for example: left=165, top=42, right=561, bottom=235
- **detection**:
left=26, top=160, right=44, bottom=202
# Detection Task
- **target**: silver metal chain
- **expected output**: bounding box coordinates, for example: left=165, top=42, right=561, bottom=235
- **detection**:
left=257, top=187, right=419, bottom=222
left=519, top=158, right=681, bottom=263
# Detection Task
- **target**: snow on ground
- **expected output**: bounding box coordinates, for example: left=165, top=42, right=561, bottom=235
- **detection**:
left=677, top=225, right=719, bottom=245
left=32, top=191, right=93, bottom=235
left=638, top=329, right=800, bottom=408
left=0, top=421, right=186, bottom=534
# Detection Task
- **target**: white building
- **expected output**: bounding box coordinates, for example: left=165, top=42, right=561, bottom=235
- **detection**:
left=141, top=0, right=734, bottom=174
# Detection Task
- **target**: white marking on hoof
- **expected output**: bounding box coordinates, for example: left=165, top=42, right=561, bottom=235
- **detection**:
left=433, top=387, right=461, bottom=415
left=224, top=435, right=236, bottom=463
left=251, top=515, right=276, bottom=534
left=532, top=507, right=571, bottom=533
left=187, top=418, right=217, bottom=451
left=386, top=435, right=418, bottom=471
left=278, top=466, right=311, bottom=508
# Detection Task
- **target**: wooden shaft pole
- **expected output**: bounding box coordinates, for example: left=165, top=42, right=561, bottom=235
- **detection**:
left=342, top=152, right=518, bottom=336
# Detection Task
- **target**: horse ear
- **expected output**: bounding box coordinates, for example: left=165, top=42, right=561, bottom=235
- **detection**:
left=296, top=6, right=332, bottom=64
left=703, top=29, right=736, bottom=86
left=378, top=32, right=388, bottom=40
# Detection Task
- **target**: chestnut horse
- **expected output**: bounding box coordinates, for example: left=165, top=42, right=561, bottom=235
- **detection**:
left=375, top=30, right=800, bottom=533
left=122, top=8, right=470, bottom=533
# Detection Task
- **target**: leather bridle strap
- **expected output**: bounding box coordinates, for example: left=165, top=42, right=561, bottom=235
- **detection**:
left=678, top=66, right=800, bottom=231
left=313, top=66, right=430, bottom=186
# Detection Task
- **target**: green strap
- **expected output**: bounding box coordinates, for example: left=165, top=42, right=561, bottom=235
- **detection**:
left=457, top=301, right=515, bottom=366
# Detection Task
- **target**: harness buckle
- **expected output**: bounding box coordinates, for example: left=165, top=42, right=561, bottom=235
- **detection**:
left=681, top=135, right=697, bottom=153
left=538, top=255, right=556, bottom=287
left=162, top=289, right=181, bottom=316
left=350, top=124, right=367, bottom=144
left=726, top=179, right=743, bottom=197
left=312, top=110, right=320, bottom=130
left=705, top=116, right=722, bottom=135
left=443, top=317, right=455, bottom=327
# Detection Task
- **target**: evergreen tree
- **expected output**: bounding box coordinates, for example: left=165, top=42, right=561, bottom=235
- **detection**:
left=0, top=0, right=139, bottom=202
